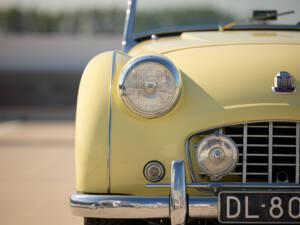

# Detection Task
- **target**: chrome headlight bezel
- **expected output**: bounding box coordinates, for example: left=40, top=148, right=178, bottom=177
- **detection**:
left=118, top=55, right=182, bottom=118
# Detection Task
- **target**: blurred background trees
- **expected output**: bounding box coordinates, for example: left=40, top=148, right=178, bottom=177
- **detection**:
left=0, top=7, right=233, bottom=35
left=0, top=8, right=125, bottom=34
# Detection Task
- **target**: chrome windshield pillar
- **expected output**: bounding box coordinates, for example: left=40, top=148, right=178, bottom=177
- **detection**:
left=170, top=160, right=187, bottom=225
left=122, top=0, right=137, bottom=52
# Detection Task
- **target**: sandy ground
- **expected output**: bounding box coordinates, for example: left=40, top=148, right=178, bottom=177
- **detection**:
left=0, top=120, right=82, bottom=225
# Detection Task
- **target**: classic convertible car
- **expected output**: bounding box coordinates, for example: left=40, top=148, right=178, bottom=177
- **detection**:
left=70, top=0, right=300, bottom=224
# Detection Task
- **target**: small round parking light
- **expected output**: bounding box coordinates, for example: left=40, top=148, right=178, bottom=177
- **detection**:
left=196, top=134, right=238, bottom=180
left=143, top=161, right=165, bottom=182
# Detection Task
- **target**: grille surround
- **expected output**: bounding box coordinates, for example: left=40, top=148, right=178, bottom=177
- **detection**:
left=186, top=121, right=300, bottom=184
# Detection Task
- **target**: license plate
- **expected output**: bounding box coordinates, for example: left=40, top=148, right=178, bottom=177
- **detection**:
left=219, top=192, right=300, bottom=223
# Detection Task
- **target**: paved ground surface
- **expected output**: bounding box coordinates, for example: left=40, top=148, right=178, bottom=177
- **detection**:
left=0, top=120, right=82, bottom=225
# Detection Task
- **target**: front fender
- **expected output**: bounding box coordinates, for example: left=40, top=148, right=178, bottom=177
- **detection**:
left=75, top=51, right=130, bottom=193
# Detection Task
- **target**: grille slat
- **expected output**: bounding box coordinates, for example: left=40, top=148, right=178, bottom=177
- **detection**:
left=229, top=172, right=242, bottom=175
left=274, top=126, right=296, bottom=128
left=268, top=122, right=273, bottom=183
left=238, top=163, right=268, bottom=166
left=229, top=172, right=269, bottom=175
left=273, top=163, right=296, bottom=166
left=191, top=121, right=300, bottom=184
left=242, top=124, right=248, bottom=183
left=273, top=144, right=297, bottom=147
left=193, top=143, right=296, bottom=148
left=274, top=154, right=296, bottom=157
left=237, top=144, right=268, bottom=147
left=239, top=153, right=268, bottom=156
left=273, top=135, right=297, bottom=138
left=247, top=172, right=269, bottom=175
left=296, top=123, right=300, bottom=183
left=200, top=172, right=269, bottom=175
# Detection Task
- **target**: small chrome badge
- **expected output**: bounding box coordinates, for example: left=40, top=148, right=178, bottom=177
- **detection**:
left=272, top=71, right=296, bottom=94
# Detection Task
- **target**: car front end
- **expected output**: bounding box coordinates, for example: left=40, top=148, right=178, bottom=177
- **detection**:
left=70, top=0, right=300, bottom=224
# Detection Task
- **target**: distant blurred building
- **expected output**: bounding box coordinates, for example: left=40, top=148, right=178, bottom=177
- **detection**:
left=0, top=34, right=122, bottom=107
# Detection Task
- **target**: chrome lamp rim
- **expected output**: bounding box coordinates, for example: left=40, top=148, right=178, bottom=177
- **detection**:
left=118, top=55, right=182, bottom=118
left=196, top=134, right=239, bottom=180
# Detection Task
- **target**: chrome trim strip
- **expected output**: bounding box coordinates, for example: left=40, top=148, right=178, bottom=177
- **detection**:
left=147, top=182, right=300, bottom=189
left=268, top=122, right=273, bottom=183
left=170, top=161, right=187, bottom=225
left=242, top=124, right=248, bottom=183
left=185, top=136, right=197, bottom=184
left=107, top=51, right=117, bottom=193
left=122, top=0, right=137, bottom=52
left=296, top=123, right=300, bottom=183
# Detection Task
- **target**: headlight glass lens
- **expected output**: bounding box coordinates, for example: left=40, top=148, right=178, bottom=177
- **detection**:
left=119, top=56, right=181, bottom=118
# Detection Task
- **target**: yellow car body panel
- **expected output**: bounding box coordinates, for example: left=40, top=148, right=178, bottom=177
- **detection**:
left=75, top=51, right=129, bottom=193
left=129, top=31, right=300, bottom=54
left=75, top=31, right=300, bottom=196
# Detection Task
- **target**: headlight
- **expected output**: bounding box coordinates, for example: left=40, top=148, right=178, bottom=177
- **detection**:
left=196, top=134, right=238, bottom=180
left=119, top=55, right=181, bottom=118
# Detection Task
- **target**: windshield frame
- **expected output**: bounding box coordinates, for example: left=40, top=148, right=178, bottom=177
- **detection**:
left=122, top=0, right=300, bottom=53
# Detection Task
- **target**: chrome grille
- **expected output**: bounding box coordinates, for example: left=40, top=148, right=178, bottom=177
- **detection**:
left=189, top=121, right=300, bottom=184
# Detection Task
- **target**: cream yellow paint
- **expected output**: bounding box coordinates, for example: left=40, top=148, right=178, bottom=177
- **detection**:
left=75, top=30, right=300, bottom=196
left=130, top=30, right=300, bottom=55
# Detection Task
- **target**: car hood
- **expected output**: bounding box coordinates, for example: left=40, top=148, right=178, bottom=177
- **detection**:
left=162, top=42, right=300, bottom=121
left=128, top=30, right=300, bottom=129
left=129, top=31, right=300, bottom=54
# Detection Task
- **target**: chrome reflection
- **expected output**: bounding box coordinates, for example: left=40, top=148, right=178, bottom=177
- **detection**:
left=170, top=160, right=187, bottom=225
left=188, top=197, right=218, bottom=218
left=70, top=195, right=169, bottom=219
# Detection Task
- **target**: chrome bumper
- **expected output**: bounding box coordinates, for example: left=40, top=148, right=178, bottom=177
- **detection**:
left=70, top=161, right=217, bottom=225
left=70, top=160, right=300, bottom=225
left=70, top=195, right=217, bottom=219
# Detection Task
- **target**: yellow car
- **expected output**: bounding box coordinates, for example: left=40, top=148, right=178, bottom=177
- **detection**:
left=70, top=0, right=300, bottom=224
